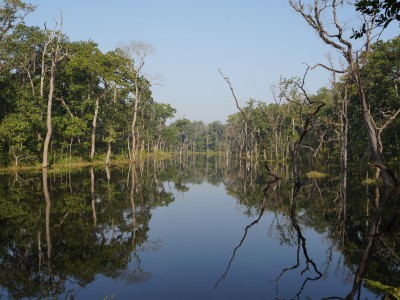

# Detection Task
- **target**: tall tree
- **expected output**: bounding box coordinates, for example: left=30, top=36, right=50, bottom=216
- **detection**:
left=42, top=18, right=66, bottom=168
left=65, top=41, right=107, bottom=160
left=119, top=40, right=155, bottom=162
left=289, top=0, right=398, bottom=187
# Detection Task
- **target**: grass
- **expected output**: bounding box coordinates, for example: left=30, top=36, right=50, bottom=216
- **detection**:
left=305, top=171, right=328, bottom=178
left=0, top=157, right=127, bottom=174
left=362, top=177, right=378, bottom=185
left=0, top=152, right=179, bottom=174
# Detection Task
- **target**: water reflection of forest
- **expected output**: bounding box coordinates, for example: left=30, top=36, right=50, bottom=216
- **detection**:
left=0, top=156, right=398, bottom=299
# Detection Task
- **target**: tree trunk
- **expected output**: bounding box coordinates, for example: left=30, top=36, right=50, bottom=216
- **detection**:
left=90, top=96, right=100, bottom=160
left=42, top=57, right=56, bottom=169
left=69, top=138, right=73, bottom=164
left=206, top=134, right=209, bottom=157
left=130, top=165, right=137, bottom=245
left=105, top=141, right=111, bottom=165
left=355, top=72, right=396, bottom=186
left=42, top=20, right=63, bottom=168
left=131, top=108, right=138, bottom=162
left=90, top=167, right=97, bottom=227
left=340, top=86, right=348, bottom=173
left=42, top=170, right=52, bottom=275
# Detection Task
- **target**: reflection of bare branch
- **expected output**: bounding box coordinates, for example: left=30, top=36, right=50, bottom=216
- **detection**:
left=274, top=111, right=324, bottom=299
left=215, top=178, right=279, bottom=288
left=274, top=204, right=323, bottom=299
left=214, top=202, right=265, bottom=289
left=274, top=233, right=301, bottom=282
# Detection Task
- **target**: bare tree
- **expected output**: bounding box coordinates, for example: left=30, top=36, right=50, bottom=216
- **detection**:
left=218, top=69, right=281, bottom=180
left=42, top=17, right=66, bottom=168
left=277, top=68, right=325, bottom=184
left=119, top=40, right=155, bottom=162
left=289, top=0, right=398, bottom=187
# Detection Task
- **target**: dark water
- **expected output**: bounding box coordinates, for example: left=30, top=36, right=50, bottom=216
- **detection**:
left=0, top=157, right=398, bottom=299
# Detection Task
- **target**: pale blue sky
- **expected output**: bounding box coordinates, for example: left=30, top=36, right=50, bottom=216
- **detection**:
left=24, top=1, right=397, bottom=123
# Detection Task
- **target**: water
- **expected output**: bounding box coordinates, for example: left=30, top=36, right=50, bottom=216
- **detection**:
left=0, top=157, right=398, bottom=299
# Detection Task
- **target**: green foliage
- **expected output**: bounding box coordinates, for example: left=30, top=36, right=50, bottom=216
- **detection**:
left=64, top=116, right=87, bottom=139
left=353, top=0, right=400, bottom=38
left=0, top=4, right=399, bottom=176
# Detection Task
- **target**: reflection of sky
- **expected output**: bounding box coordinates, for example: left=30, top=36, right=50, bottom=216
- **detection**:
left=75, top=181, right=379, bottom=300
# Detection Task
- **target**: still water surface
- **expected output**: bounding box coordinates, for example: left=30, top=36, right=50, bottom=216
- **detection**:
left=0, top=157, right=398, bottom=299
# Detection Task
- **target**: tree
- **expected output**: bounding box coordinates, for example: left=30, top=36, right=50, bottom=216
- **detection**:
left=277, top=72, right=325, bottom=184
left=0, top=0, right=34, bottom=42
left=353, top=0, right=400, bottom=38
left=0, top=24, right=48, bottom=165
left=149, top=102, right=176, bottom=154
left=0, top=112, right=37, bottom=165
left=119, top=40, right=155, bottom=162
left=289, top=0, right=398, bottom=187
left=42, top=18, right=66, bottom=168
left=65, top=40, right=113, bottom=160
left=208, top=121, right=225, bottom=152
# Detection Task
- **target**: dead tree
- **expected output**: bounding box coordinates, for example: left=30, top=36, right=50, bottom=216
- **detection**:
left=42, top=17, right=66, bottom=169
left=289, top=0, right=398, bottom=187
left=277, top=67, right=325, bottom=186
left=219, top=69, right=281, bottom=180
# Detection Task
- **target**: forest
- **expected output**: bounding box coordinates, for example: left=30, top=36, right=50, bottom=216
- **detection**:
left=0, top=0, right=399, bottom=187
left=0, top=1, right=400, bottom=299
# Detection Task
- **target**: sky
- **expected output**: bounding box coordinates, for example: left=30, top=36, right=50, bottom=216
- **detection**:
left=23, top=0, right=397, bottom=124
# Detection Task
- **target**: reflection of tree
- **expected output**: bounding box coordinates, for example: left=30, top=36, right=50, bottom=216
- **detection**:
left=0, top=157, right=398, bottom=299
left=174, top=181, right=190, bottom=193
left=162, top=155, right=226, bottom=188
left=0, top=171, right=69, bottom=299
left=215, top=178, right=279, bottom=288
left=90, top=167, right=97, bottom=227
left=167, top=155, right=399, bottom=299
left=325, top=186, right=400, bottom=299
left=43, top=170, right=52, bottom=275
left=177, top=156, right=399, bottom=299
left=122, top=163, right=153, bottom=284
left=0, top=162, right=176, bottom=299
left=273, top=92, right=326, bottom=299
left=273, top=168, right=323, bottom=299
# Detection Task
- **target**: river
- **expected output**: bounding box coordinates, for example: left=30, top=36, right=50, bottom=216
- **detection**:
left=0, top=156, right=398, bottom=299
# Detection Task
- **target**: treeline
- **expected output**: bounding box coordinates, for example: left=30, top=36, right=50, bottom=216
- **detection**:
left=225, top=32, right=400, bottom=167
left=1, top=1, right=399, bottom=181
left=0, top=1, right=179, bottom=166
left=0, top=2, right=234, bottom=167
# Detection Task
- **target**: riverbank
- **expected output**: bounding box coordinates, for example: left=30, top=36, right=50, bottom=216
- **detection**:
left=0, top=152, right=175, bottom=174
